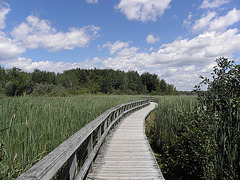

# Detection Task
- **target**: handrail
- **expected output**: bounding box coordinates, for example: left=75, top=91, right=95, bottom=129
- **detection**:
left=16, top=98, right=152, bottom=180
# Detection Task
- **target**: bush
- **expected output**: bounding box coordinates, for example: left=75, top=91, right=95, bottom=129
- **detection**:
left=31, top=83, right=66, bottom=96
left=196, top=57, right=240, bottom=179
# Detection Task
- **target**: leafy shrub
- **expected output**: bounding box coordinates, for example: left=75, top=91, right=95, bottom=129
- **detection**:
left=196, top=57, right=240, bottom=179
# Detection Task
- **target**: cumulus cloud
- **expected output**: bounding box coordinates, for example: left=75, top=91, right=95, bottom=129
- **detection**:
left=0, top=2, right=101, bottom=73
left=101, top=41, right=140, bottom=70
left=151, top=29, right=240, bottom=66
left=153, top=65, right=201, bottom=90
left=101, top=28, right=240, bottom=90
left=200, top=0, right=231, bottom=9
left=102, top=40, right=131, bottom=54
left=209, top=8, right=240, bottom=31
left=0, top=31, right=25, bottom=63
left=0, top=2, right=24, bottom=63
left=146, top=33, right=160, bottom=44
left=4, top=57, right=101, bottom=72
left=192, top=8, right=240, bottom=33
left=115, top=0, right=171, bottom=22
left=0, top=1, right=10, bottom=29
left=86, top=0, right=98, bottom=4
left=11, top=15, right=100, bottom=52
left=192, top=11, right=216, bottom=32
left=103, top=29, right=240, bottom=70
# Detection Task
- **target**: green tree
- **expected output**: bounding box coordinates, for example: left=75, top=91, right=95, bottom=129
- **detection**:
left=31, top=69, right=57, bottom=85
left=0, top=66, right=7, bottom=95
left=57, top=69, right=79, bottom=88
left=159, top=79, right=167, bottom=94
left=126, top=71, right=142, bottom=93
left=5, top=67, right=30, bottom=96
left=141, top=72, right=160, bottom=93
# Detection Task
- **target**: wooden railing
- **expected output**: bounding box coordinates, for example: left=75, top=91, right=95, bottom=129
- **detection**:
left=16, top=98, right=152, bottom=180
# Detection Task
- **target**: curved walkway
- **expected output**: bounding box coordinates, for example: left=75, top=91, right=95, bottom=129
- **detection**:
left=87, top=102, right=164, bottom=180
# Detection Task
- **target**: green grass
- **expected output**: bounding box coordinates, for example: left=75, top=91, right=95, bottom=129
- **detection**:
left=0, top=95, right=144, bottom=179
left=148, top=95, right=239, bottom=179
left=148, top=96, right=206, bottom=179
left=153, top=96, right=198, bottom=146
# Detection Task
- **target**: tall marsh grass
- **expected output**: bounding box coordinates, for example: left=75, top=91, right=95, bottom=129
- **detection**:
left=148, top=96, right=211, bottom=179
left=148, top=95, right=239, bottom=179
left=0, top=95, right=143, bottom=179
left=153, top=96, right=198, bottom=147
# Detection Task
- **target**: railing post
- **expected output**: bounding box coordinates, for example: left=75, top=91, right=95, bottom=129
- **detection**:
left=114, top=110, right=117, bottom=119
left=107, top=114, right=111, bottom=127
left=104, top=118, right=108, bottom=131
left=87, top=134, right=93, bottom=172
left=69, top=153, right=77, bottom=180
left=59, top=152, right=77, bottom=180
left=97, top=126, right=101, bottom=143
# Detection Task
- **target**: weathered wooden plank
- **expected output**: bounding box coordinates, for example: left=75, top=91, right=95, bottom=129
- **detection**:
left=87, top=102, right=165, bottom=180
left=75, top=110, right=125, bottom=179
left=92, top=161, right=158, bottom=166
left=89, top=171, right=161, bottom=176
left=87, top=175, right=162, bottom=180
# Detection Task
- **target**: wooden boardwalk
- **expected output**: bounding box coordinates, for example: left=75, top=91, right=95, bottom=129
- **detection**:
left=87, top=102, right=164, bottom=180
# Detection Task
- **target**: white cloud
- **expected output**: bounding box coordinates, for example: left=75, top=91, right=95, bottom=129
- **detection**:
left=86, top=0, right=98, bottom=4
left=153, top=29, right=240, bottom=66
left=101, top=28, right=240, bottom=90
left=183, top=13, right=193, bottom=29
left=102, top=40, right=131, bottom=54
left=112, top=29, right=240, bottom=69
left=0, top=4, right=101, bottom=72
left=146, top=33, right=160, bottom=44
left=209, top=8, right=240, bottom=31
left=115, top=0, right=171, bottom=22
left=0, top=1, right=24, bottom=63
left=192, top=11, right=216, bottom=32
left=154, top=65, right=201, bottom=90
left=102, top=41, right=140, bottom=70
left=192, top=8, right=240, bottom=33
left=200, top=0, right=231, bottom=9
left=4, top=57, right=100, bottom=72
left=199, top=62, right=217, bottom=73
left=11, top=15, right=100, bottom=52
left=0, top=1, right=10, bottom=29
left=0, top=31, right=24, bottom=64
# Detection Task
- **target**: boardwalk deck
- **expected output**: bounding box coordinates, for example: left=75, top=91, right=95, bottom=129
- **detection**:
left=87, top=102, right=164, bottom=180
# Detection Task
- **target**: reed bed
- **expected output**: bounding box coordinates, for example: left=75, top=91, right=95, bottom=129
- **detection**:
left=153, top=96, right=198, bottom=147
left=0, top=95, right=143, bottom=179
left=149, top=95, right=239, bottom=179
left=148, top=96, right=210, bottom=179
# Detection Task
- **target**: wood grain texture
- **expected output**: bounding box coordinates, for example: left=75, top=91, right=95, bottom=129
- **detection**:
left=87, top=102, right=165, bottom=180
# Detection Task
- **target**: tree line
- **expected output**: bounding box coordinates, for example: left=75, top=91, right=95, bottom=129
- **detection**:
left=0, top=67, right=178, bottom=96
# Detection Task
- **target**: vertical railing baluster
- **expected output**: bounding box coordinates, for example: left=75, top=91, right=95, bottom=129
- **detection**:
left=69, top=153, right=77, bottom=180
left=59, top=152, right=77, bottom=180
left=98, top=126, right=101, bottom=143
left=104, top=118, right=108, bottom=131
left=87, top=134, right=93, bottom=172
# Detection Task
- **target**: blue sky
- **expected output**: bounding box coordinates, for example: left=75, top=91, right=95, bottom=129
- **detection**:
left=0, top=0, right=240, bottom=90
